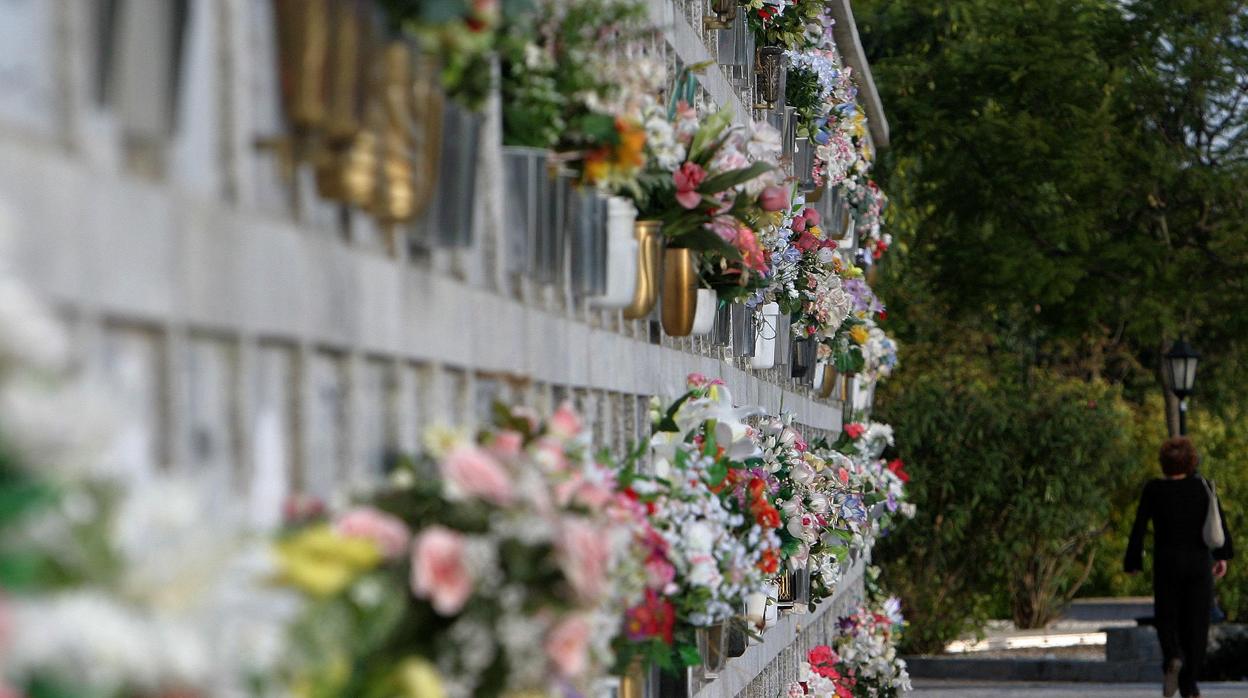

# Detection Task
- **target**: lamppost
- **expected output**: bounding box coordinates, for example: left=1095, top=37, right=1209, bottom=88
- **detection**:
left=1164, top=339, right=1201, bottom=436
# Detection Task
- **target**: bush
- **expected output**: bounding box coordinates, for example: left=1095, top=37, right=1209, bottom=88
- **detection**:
left=874, top=353, right=1137, bottom=653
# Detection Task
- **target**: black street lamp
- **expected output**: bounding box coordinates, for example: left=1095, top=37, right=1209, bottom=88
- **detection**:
left=1164, top=338, right=1201, bottom=435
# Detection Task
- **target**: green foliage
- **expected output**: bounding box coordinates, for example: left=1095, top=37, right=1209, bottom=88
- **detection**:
left=873, top=348, right=1137, bottom=650
left=855, top=0, right=1248, bottom=645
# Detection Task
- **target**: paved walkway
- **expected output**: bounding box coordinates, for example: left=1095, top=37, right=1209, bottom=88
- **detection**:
left=913, top=679, right=1248, bottom=697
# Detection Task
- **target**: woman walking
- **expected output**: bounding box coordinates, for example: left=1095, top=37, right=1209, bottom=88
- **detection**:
left=1125, top=437, right=1234, bottom=698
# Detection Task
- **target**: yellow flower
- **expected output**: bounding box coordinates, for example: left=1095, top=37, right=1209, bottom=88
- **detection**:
left=291, top=655, right=351, bottom=698
left=274, top=525, right=382, bottom=597
left=844, top=265, right=864, bottom=280
left=803, top=453, right=826, bottom=472
left=849, top=325, right=870, bottom=345
left=397, top=658, right=447, bottom=698
left=809, top=225, right=823, bottom=239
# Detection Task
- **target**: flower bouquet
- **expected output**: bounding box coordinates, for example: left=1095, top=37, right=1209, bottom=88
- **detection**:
left=616, top=375, right=780, bottom=672
left=272, top=403, right=641, bottom=698
left=746, top=0, right=824, bottom=50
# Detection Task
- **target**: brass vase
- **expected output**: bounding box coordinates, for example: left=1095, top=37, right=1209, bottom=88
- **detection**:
left=660, top=248, right=699, bottom=337
left=818, top=363, right=839, bottom=399
left=622, top=221, right=663, bottom=319
left=314, top=0, right=374, bottom=205
left=371, top=41, right=418, bottom=224
left=273, top=0, right=330, bottom=130
left=618, top=657, right=648, bottom=698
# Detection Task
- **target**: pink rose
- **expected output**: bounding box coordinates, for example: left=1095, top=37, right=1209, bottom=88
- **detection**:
left=334, top=507, right=411, bottom=559
left=440, top=445, right=513, bottom=504
left=791, top=215, right=807, bottom=233
left=489, top=429, right=524, bottom=459
left=793, top=231, right=819, bottom=252
left=549, top=403, right=583, bottom=439
left=673, top=162, right=707, bottom=210
left=759, top=185, right=790, bottom=212
left=802, top=207, right=821, bottom=227
left=559, top=518, right=611, bottom=602
left=732, top=226, right=769, bottom=273
left=411, top=526, right=473, bottom=615
left=546, top=614, right=592, bottom=678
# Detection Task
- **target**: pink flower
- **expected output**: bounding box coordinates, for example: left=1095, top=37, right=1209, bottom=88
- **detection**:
left=791, top=215, right=808, bottom=234
left=489, top=429, right=524, bottom=459
left=334, top=507, right=411, bottom=559
left=793, top=231, right=820, bottom=252
left=440, top=445, right=513, bottom=504
left=559, top=518, right=611, bottom=602
left=546, top=614, right=592, bottom=678
left=759, top=185, right=790, bottom=211
left=411, top=526, right=473, bottom=615
left=673, top=162, right=707, bottom=209
left=549, top=403, right=583, bottom=439
left=803, top=207, right=821, bottom=227
left=282, top=494, right=325, bottom=524
left=645, top=554, right=677, bottom=589
left=844, top=423, right=866, bottom=440
left=731, top=226, right=769, bottom=273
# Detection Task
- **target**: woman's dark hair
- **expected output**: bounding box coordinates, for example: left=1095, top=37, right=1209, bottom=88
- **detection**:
left=1159, top=437, right=1198, bottom=477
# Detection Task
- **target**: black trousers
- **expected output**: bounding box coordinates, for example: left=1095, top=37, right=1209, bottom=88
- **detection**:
left=1153, top=548, right=1213, bottom=697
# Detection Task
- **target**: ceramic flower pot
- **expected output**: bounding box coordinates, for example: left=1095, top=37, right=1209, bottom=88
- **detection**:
left=731, top=303, right=757, bottom=358
left=750, top=302, right=780, bottom=369
left=623, top=221, right=663, bottom=319
left=704, top=0, right=738, bottom=30
left=661, top=248, right=700, bottom=337
left=754, top=44, right=786, bottom=110
left=745, top=591, right=768, bottom=630
left=589, top=198, right=639, bottom=309
left=690, top=289, right=718, bottom=336
left=696, top=622, right=730, bottom=678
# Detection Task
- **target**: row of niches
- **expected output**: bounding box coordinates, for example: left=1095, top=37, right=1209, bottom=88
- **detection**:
left=77, top=320, right=836, bottom=531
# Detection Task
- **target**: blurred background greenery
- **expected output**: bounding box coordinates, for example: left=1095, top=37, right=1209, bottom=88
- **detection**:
left=853, top=0, right=1248, bottom=653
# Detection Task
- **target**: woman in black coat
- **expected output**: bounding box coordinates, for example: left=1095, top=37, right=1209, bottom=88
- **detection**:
left=1125, top=436, right=1234, bottom=698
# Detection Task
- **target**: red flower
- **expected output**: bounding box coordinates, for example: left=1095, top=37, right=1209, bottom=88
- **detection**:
left=757, top=548, right=780, bottom=574
left=754, top=503, right=781, bottom=529
left=844, top=423, right=866, bottom=440
left=887, top=458, right=910, bottom=483
left=625, top=589, right=676, bottom=644
left=877, top=309, right=888, bottom=321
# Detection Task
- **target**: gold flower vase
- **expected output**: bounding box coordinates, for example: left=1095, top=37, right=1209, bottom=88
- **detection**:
left=622, top=221, right=663, bottom=319
left=617, top=657, right=649, bottom=698
left=660, top=248, right=699, bottom=337
left=817, top=363, right=838, bottom=399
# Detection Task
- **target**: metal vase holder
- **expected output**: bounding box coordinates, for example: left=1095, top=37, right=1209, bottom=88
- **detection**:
left=570, top=186, right=609, bottom=296
left=754, top=44, right=786, bottom=110
left=711, top=299, right=732, bottom=347
left=501, top=147, right=550, bottom=277
left=795, top=136, right=816, bottom=192
left=773, top=313, right=792, bottom=370
left=696, top=622, right=730, bottom=678
left=782, top=106, right=798, bottom=179
left=719, top=13, right=754, bottom=92
left=427, top=100, right=482, bottom=248
left=730, top=303, right=757, bottom=358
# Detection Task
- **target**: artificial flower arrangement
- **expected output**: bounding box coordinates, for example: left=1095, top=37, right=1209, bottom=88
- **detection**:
left=380, top=0, right=501, bottom=110
left=498, top=0, right=650, bottom=155
left=845, top=175, right=891, bottom=262
left=784, top=597, right=912, bottom=697
left=0, top=257, right=292, bottom=697
left=747, top=0, right=824, bottom=49
left=771, top=204, right=854, bottom=339
left=615, top=374, right=781, bottom=672
left=271, top=403, right=643, bottom=698
left=618, top=95, right=787, bottom=303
